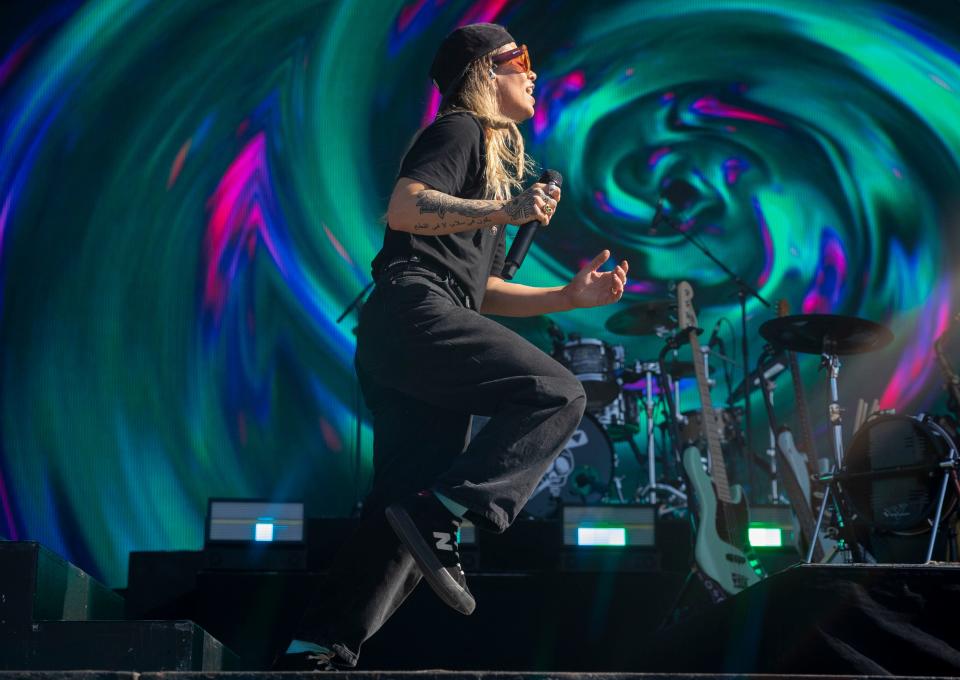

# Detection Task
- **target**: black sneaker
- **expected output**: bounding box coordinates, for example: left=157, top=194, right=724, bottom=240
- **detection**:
left=271, top=648, right=339, bottom=671
left=385, top=491, right=476, bottom=615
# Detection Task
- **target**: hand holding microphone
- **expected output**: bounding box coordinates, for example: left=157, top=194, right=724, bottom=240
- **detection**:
left=501, top=169, right=562, bottom=280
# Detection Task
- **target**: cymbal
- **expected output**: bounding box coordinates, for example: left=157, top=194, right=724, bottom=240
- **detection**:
left=605, top=299, right=676, bottom=336
left=759, top=314, right=894, bottom=356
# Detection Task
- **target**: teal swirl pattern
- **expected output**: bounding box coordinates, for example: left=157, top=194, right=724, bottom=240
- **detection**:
left=1, top=0, right=959, bottom=584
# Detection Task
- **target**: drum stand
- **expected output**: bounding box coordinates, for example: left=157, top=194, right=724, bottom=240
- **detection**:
left=635, top=347, right=687, bottom=505
left=806, top=353, right=849, bottom=562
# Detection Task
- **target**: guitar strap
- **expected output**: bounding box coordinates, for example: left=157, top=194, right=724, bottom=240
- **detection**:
left=691, top=562, right=728, bottom=605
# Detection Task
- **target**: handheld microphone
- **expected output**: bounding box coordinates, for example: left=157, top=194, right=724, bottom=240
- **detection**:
left=501, top=169, right=563, bottom=280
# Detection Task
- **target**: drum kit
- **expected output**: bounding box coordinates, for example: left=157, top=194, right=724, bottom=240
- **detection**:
left=503, top=298, right=960, bottom=563
left=497, top=296, right=715, bottom=516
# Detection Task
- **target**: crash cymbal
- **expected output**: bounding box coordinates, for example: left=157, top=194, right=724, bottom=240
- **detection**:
left=759, top=314, right=894, bottom=356
left=605, top=299, right=677, bottom=336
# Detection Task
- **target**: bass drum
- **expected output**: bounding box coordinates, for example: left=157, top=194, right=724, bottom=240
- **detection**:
left=842, top=414, right=958, bottom=534
left=471, top=413, right=614, bottom=519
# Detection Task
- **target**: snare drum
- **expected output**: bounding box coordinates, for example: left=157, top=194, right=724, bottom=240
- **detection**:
left=555, top=338, right=623, bottom=409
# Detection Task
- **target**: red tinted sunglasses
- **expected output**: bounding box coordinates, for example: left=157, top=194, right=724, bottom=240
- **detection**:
left=491, top=44, right=531, bottom=74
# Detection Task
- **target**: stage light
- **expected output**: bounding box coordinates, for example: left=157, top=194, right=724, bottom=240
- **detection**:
left=748, top=525, right=783, bottom=548
left=205, top=499, right=304, bottom=545
left=254, top=522, right=274, bottom=542
left=562, top=506, right=655, bottom=547
left=577, top=527, right=627, bottom=546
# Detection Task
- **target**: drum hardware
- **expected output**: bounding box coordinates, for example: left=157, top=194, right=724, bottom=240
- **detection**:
left=759, top=313, right=897, bottom=562
left=592, top=390, right=640, bottom=441
left=631, top=359, right=661, bottom=503
left=634, top=335, right=689, bottom=505
left=624, top=360, right=713, bottom=382
left=699, top=342, right=716, bottom=390
left=726, top=351, right=787, bottom=405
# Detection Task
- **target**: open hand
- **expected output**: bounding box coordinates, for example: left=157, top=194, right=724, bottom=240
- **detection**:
left=563, top=250, right=629, bottom=309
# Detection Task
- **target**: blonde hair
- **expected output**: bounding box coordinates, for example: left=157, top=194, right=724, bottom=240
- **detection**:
left=438, top=55, right=535, bottom=201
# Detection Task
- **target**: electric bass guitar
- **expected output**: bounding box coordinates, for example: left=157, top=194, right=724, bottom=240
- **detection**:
left=678, top=282, right=764, bottom=599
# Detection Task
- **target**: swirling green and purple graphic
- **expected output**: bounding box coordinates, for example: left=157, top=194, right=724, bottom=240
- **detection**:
left=2, top=0, right=960, bottom=585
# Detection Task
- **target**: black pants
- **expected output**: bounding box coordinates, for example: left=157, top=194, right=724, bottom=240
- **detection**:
left=293, top=266, right=586, bottom=665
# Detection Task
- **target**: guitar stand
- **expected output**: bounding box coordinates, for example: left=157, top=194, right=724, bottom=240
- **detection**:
left=632, top=436, right=688, bottom=504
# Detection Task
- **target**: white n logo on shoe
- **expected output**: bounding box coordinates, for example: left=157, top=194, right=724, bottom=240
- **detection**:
left=433, top=531, right=454, bottom=551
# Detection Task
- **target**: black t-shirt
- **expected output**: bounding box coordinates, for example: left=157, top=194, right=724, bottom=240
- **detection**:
left=371, top=111, right=507, bottom=309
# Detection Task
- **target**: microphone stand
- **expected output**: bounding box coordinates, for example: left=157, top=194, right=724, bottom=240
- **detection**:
left=336, top=280, right=375, bottom=513
left=655, top=214, right=771, bottom=501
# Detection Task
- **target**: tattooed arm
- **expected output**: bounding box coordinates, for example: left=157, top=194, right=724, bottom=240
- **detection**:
left=386, top=178, right=558, bottom=234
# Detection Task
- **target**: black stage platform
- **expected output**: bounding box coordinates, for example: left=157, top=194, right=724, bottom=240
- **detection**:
left=5, top=534, right=960, bottom=675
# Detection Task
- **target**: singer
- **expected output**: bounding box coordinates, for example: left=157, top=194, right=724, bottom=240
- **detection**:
left=276, top=23, right=628, bottom=670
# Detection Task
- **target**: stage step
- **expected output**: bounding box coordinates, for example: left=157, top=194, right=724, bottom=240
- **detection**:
left=0, top=620, right=239, bottom=671
left=0, top=542, right=124, bottom=625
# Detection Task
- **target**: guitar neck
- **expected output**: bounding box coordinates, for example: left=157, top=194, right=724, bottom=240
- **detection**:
left=689, top=332, right=733, bottom=503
